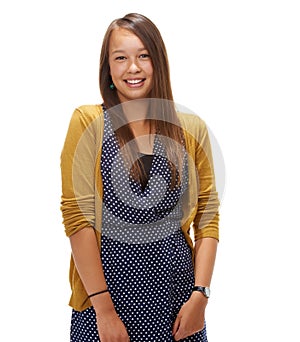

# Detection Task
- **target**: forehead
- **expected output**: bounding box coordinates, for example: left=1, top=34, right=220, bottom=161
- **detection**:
left=109, top=28, right=145, bottom=52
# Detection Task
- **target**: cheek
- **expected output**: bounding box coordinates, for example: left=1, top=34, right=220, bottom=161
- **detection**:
left=145, top=63, right=154, bottom=77
left=110, top=62, right=125, bottom=79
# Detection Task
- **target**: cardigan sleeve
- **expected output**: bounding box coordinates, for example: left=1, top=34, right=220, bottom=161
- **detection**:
left=192, top=116, right=220, bottom=241
left=60, top=107, right=97, bottom=237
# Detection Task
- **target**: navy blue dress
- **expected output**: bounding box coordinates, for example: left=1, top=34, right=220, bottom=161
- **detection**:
left=70, top=108, right=208, bottom=341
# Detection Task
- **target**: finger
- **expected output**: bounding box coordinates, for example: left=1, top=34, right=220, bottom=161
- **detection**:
left=174, top=327, right=185, bottom=342
left=172, top=315, right=181, bottom=336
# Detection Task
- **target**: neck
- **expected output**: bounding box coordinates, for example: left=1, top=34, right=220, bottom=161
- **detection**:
left=121, top=99, right=150, bottom=123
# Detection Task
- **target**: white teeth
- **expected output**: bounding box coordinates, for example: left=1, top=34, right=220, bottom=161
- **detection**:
left=127, top=79, right=143, bottom=84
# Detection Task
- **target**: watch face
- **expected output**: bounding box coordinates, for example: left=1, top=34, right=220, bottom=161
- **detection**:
left=204, top=287, right=211, bottom=298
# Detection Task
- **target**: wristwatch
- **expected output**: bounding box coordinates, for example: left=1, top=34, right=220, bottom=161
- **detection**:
left=192, top=286, right=211, bottom=298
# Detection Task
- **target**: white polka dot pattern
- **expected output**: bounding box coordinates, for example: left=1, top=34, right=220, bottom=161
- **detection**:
left=100, top=109, right=188, bottom=245
left=71, top=232, right=208, bottom=341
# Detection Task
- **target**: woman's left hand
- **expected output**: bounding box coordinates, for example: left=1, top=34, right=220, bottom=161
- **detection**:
left=172, top=291, right=208, bottom=341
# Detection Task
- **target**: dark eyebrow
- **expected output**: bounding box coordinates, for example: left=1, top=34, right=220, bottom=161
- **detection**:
left=111, top=48, right=148, bottom=55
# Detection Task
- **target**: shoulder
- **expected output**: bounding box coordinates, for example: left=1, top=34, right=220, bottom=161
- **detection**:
left=67, top=104, right=104, bottom=135
left=177, top=111, right=207, bottom=136
left=73, top=104, right=104, bottom=124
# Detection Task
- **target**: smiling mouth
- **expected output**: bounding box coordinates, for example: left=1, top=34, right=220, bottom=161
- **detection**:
left=125, top=78, right=146, bottom=85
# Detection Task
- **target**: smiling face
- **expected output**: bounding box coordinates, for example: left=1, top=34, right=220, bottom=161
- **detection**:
left=108, top=28, right=154, bottom=103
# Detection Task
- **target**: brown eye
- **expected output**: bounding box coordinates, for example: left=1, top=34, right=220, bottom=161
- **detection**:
left=139, top=54, right=150, bottom=59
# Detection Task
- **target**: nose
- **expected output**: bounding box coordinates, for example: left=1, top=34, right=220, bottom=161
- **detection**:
left=128, top=59, right=141, bottom=73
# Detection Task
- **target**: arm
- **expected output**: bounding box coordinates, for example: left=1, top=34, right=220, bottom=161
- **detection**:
left=190, top=237, right=218, bottom=325
left=193, top=237, right=218, bottom=288
left=70, top=228, right=130, bottom=341
left=61, top=108, right=129, bottom=341
left=173, top=238, right=218, bottom=341
left=69, top=227, right=112, bottom=313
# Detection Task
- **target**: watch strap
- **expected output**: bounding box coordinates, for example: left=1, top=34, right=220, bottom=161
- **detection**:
left=192, top=286, right=210, bottom=298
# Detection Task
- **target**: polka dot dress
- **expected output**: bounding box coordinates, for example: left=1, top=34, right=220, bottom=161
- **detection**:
left=70, top=108, right=208, bottom=341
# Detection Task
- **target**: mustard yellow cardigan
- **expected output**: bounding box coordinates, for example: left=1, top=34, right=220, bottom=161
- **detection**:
left=60, top=104, right=219, bottom=312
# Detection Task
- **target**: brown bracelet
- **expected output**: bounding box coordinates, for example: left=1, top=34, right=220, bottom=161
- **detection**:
left=88, top=289, right=109, bottom=298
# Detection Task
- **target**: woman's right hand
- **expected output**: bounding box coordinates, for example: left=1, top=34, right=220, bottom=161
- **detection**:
left=96, top=310, right=130, bottom=341
left=91, top=292, right=130, bottom=341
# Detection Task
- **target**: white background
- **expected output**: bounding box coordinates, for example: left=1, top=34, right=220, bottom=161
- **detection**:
left=1, top=0, right=299, bottom=341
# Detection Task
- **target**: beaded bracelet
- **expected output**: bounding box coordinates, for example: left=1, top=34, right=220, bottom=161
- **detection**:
left=88, top=289, right=109, bottom=298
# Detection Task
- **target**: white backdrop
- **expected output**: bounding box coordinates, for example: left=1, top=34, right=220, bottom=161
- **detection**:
left=1, top=0, right=299, bottom=341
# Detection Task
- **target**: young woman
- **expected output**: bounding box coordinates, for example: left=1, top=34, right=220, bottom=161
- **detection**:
left=61, top=13, right=220, bottom=342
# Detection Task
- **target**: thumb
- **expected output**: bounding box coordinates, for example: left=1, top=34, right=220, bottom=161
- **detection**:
left=172, top=313, right=181, bottom=337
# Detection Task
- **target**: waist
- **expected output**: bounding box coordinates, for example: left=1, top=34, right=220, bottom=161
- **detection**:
left=101, top=219, right=181, bottom=245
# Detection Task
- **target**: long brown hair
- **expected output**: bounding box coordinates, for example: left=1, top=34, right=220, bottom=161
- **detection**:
left=99, top=13, right=185, bottom=188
